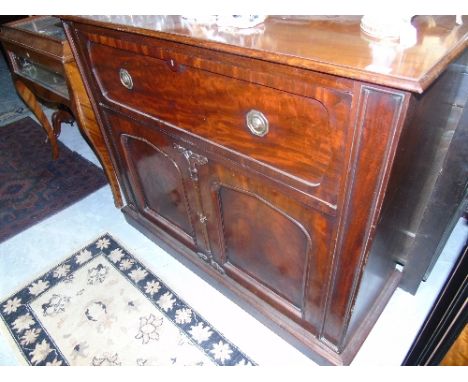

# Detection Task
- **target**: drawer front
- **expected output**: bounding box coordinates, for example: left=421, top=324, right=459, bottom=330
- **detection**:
left=83, top=32, right=352, bottom=209
left=2, top=42, right=69, bottom=99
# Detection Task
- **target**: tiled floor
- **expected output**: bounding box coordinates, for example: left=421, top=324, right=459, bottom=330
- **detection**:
left=0, top=115, right=466, bottom=366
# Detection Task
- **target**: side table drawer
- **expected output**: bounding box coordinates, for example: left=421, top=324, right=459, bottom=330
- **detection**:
left=10, top=51, right=69, bottom=98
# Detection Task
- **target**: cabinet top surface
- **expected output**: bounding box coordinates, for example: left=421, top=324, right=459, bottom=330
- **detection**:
left=62, top=15, right=468, bottom=93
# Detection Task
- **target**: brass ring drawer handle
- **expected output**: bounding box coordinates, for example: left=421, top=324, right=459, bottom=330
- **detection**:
left=246, top=109, right=269, bottom=137
left=119, top=68, right=133, bottom=90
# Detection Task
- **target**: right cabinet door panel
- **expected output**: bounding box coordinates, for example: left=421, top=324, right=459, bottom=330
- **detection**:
left=198, top=157, right=336, bottom=334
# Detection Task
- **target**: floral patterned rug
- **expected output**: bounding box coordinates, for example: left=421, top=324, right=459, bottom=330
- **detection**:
left=0, top=234, right=255, bottom=366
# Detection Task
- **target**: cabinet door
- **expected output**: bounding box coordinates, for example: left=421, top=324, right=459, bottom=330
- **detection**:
left=196, top=155, right=336, bottom=333
left=102, top=111, right=209, bottom=254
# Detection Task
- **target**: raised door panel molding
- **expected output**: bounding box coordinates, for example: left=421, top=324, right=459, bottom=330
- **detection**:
left=216, top=184, right=311, bottom=314
left=100, top=111, right=199, bottom=251
left=120, top=135, right=195, bottom=240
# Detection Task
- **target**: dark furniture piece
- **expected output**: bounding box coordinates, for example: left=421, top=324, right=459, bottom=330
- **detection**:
left=0, top=16, right=123, bottom=207
left=61, top=15, right=468, bottom=365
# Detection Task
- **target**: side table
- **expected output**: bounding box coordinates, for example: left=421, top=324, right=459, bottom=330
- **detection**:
left=0, top=16, right=123, bottom=207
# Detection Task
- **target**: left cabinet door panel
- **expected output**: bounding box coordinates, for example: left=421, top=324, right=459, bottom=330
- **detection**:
left=102, top=110, right=201, bottom=251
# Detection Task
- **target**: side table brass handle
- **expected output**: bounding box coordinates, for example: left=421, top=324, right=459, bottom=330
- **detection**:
left=119, top=68, right=133, bottom=90
left=246, top=109, right=269, bottom=137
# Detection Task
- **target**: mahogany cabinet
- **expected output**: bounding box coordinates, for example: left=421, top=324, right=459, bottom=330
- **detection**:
left=60, top=16, right=468, bottom=365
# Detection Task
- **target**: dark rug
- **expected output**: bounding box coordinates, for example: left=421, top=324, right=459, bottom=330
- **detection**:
left=0, top=117, right=108, bottom=242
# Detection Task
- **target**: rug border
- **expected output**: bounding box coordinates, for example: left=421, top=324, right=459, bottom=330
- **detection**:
left=0, top=231, right=111, bottom=303
left=0, top=231, right=118, bottom=366
left=108, top=234, right=257, bottom=364
left=0, top=232, right=256, bottom=366
left=0, top=313, right=29, bottom=365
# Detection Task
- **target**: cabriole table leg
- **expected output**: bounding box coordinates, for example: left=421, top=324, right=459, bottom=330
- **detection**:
left=14, top=78, right=59, bottom=160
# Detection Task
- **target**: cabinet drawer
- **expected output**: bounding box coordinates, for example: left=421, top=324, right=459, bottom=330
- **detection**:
left=86, top=39, right=351, bottom=205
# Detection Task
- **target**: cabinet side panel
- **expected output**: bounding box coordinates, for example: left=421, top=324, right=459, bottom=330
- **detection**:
left=63, top=60, right=123, bottom=207
left=321, top=85, right=409, bottom=350
left=63, top=21, right=131, bottom=209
